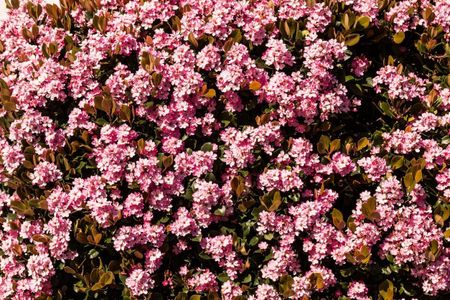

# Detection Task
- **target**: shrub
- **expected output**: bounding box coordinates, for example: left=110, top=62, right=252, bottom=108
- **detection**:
left=0, top=0, right=449, bottom=299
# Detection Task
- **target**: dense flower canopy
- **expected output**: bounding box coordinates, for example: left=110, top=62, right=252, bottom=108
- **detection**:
left=0, top=0, right=449, bottom=299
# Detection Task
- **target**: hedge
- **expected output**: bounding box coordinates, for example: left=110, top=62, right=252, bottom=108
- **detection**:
left=0, top=0, right=449, bottom=299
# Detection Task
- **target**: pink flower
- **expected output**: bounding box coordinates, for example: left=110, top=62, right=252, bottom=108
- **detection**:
left=45, top=216, right=76, bottom=260
left=357, top=156, right=388, bottom=181
left=259, top=168, right=303, bottom=192
left=249, top=284, right=281, bottom=300
left=351, top=55, right=370, bottom=77
left=261, top=246, right=300, bottom=281
left=373, top=66, right=428, bottom=102
left=382, top=129, right=421, bottom=154
left=380, top=205, right=442, bottom=265
left=412, top=249, right=450, bottom=296
left=125, top=268, right=154, bottom=297
left=191, top=180, right=224, bottom=227
left=262, top=38, right=294, bottom=70
left=0, top=142, right=24, bottom=174
left=122, top=193, right=144, bottom=218
left=201, top=235, right=242, bottom=280
left=26, top=254, right=55, bottom=282
left=331, top=152, right=356, bottom=176
left=30, top=161, right=62, bottom=188
left=347, top=281, right=370, bottom=300
left=221, top=281, right=243, bottom=300
left=170, top=207, right=200, bottom=237
left=113, top=223, right=165, bottom=251
left=145, top=249, right=164, bottom=273
left=187, top=268, right=218, bottom=293
left=196, top=44, right=222, bottom=71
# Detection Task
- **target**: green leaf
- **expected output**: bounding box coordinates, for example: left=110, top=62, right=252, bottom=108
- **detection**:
left=213, top=206, right=226, bottom=216
left=330, top=139, right=341, bottom=153
left=339, top=268, right=354, bottom=277
left=379, top=101, right=394, bottom=117
left=426, top=240, right=440, bottom=261
left=263, top=233, right=273, bottom=241
left=231, top=176, right=245, bottom=197
left=414, top=169, right=422, bottom=183
left=32, top=234, right=50, bottom=243
left=63, top=266, right=77, bottom=275
left=22, top=160, right=34, bottom=169
left=88, top=248, right=99, bottom=259
left=317, top=135, right=330, bottom=154
left=95, top=118, right=109, bottom=126
left=101, top=97, right=114, bottom=116
left=399, top=283, right=415, bottom=297
left=390, top=156, right=404, bottom=170
left=422, top=7, right=434, bottom=23
left=119, top=105, right=132, bottom=122
left=309, top=273, right=324, bottom=290
left=188, top=33, right=198, bottom=48
left=99, top=271, right=114, bottom=286
left=249, top=236, right=259, bottom=246
left=345, top=33, right=360, bottom=46
left=279, top=275, right=294, bottom=298
left=201, top=142, right=213, bottom=152
left=3, top=100, right=16, bottom=111
left=282, top=20, right=291, bottom=38
left=199, top=252, right=212, bottom=260
left=217, top=273, right=229, bottom=282
left=162, top=155, right=174, bottom=170
left=175, top=293, right=188, bottom=300
left=269, top=190, right=282, bottom=212
left=356, top=16, right=370, bottom=29
left=191, top=235, right=202, bottom=242
left=347, top=216, right=357, bottom=232
left=345, top=75, right=355, bottom=82
left=393, top=31, right=405, bottom=44
left=379, top=279, right=394, bottom=300
left=231, top=29, right=242, bottom=43
left=10, top=201, right=34, bottom=216
left=242, top=274, right=252, bottom=283
left=91, top=282, right=104, bottom=291
left=356, top=137, right=369, bottom=151
left=361, top=197, right=380, bottom=221
left=331, top=208, right=345, bottom=230
left=403, top=172, right=415, bottom=192
left=355, top=245, right=371, bottom=264
left=341, top=13, right=355, bottom=31
left=444, top=228, right=450, bottom=239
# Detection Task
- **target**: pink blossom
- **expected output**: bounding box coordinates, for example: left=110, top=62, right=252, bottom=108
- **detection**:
left=30, top=161, right=62, bottom=188
left=187, top=268, right=218, bottom=293
left=262, top=38, right=294, bottom=70
left=331, top=152, right=356, bottom=176
left=122, top=193, right=144, bottom=218
left=249, top=284, right=281, bottom=300
left=221, top=281, right=243, bottom=300
left=125, top=268, right=154, bottom=297
left=170, top=207, right=200, bottom=237
left=373, top=66, right=428, bottom=102
left=357, top=156, right=388, bottom=182
left=351, top=55, right=370, bottom=77
left=347, top=281, right=370, bottom=300
left=196, top=44, right=222, bottom=71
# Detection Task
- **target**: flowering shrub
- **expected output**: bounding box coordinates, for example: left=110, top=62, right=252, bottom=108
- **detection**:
left=1, top=0, right=450, bottom=299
